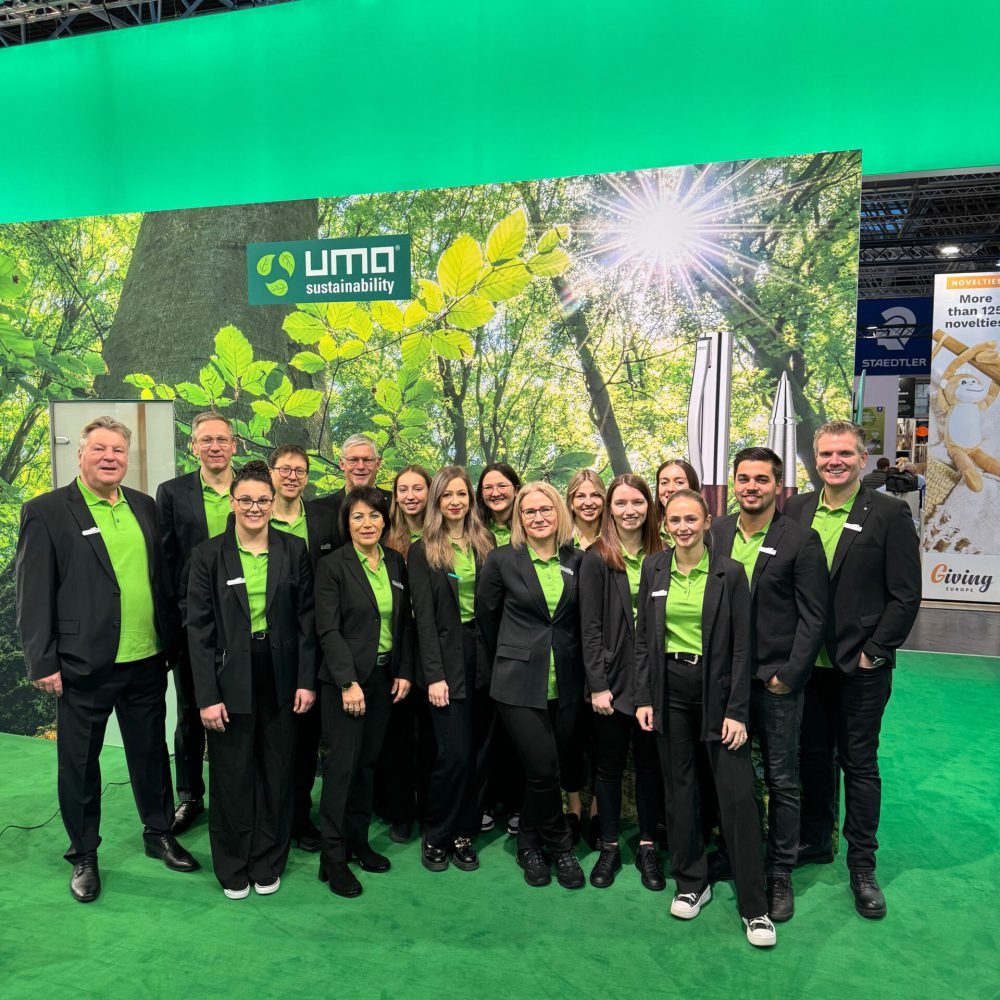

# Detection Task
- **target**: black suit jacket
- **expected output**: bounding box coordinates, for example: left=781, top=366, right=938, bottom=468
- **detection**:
left=477, top=543, right=584, bottom=710
left=299, top=499, right=338, bottom=571
left=314, top=544, right=413, bottom=688
left=578, top=548, right=640, bottom=715
left=710, top=511, right=828, bottom=692
left=156, top=469, right=213, bottom=610
left=16, top=480, right=178, bottom=682
left=407, top=539, right=492, bottom=696
left=313, top=486, right=393, bottom=550
left=185, top=523, right=316, bottom=714
left=632, top=549, right=751, bottom=739
left=783, top=486, right=920, bottom=672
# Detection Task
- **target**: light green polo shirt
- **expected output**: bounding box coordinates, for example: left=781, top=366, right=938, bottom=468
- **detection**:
left=357, top=545, right=393, bottom=654
left=730, top=518, right=771, bottom=587
left=410, top=530, right=423, bottom=544
left=529, top=546, right=565, bottom=699
left=621, top=544, right=644, bottom=618
left=78, top=478, right=161, bottom=663
left=665, top=548, right=709, bottom=655
left=490, top=521, right=511, bottom=547
left=451, top=541, right=477, bottom=623
left=271, top=501, right=308, bottom=547
left=812, top=486, right=859, bottom=667
left=201, top=472, right=231, bottom=538
left=236, top=536, right=269, bottom=634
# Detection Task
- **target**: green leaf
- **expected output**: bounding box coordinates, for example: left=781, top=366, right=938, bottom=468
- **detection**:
left=398, top=426, right=423, bottom=441
left=265, top=279, right=288, bottom=297
left=326, top=302, right=356, bottom=330
left=124, top=373, right=155, bottom=390
left=447, top=294, right=495, bottom=330
left=175, top=382, right=210, bottom=406
left=401, top=332, right=431, bottom=368
left=248, top=413, right=272, bottom=438
left=374, top=378, right=402, bottom=412
left=282, top=311, right=327, bottom=344
left=241, top=360, right=277, bottom=396
left=256, top=254, right=275, bottom=277
left=371, top=300, right=404, bottom=333
left=526, top=247, right=571, bottom=277
left=317, top=334, right=338, bottom=362
left=429, top=329, right=472, bottom=361
left=486, top=208, right=527, bottom=264
left=140, top=388, right=154, bottom=400
left=154, top=384, right=176, bottom=400
left=552, top=451, right=597, bottom=470
left=436, top=235, right=482, bottom=297
left=252, top=400, right=280, bottom=418
left=0, top=255, right=27, bottom=300
left=409, top=378, right=436, bottom=404
left=403, top=301, right=427, bottom=329
left=372, top=429, right=390, bottom=448
left=278, top=251, right=295, bottom=277
left=536, top=224, right=570, bottom=254
left=282, top=389, right=323, bottom=417
left=371, top=414, right=394, bottom=428
left=475, top=261, right=532, bottom=301
left=290, top=351, right=326, bottom=374
left=349, top=309, right=373, bottom=342
left=215, top=326, right=253, bottom=378
left=200, top=364, right=226, bottom=397
left=294, top=303, right=325, bottom=319
left=272, top=375, right=293, bottom=408
left=399, top=407, right=428, bottom=426
left=83, top=352, right=106, bottom=376
left=416, top=279, right=445, bottom=312
left=0, top=320, right=35, bottom=359
left=338, top=340, right=365, bottom=360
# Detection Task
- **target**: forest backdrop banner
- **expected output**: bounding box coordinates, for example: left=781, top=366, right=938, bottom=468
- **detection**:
left=0, top=149, right=861, bottom=736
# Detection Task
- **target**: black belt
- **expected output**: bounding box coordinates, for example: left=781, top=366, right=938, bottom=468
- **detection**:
left=251, top=632, right=269, bottom=641
left=375, top=652, right=392, bottom=667
left=669, top=651, right=701, bottom=665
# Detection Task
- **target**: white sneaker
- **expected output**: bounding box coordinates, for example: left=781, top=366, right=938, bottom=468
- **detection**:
left=254, top=877, right=281, bottom=896
left=223, top=884, right=250, bottom=900
left=670, top=885, right=711, bottom=919
left=743, top=914, right=777, bottom=947
left=506, top=813, right=520, bottom=836
left=481, top=812, right=495, bottom=832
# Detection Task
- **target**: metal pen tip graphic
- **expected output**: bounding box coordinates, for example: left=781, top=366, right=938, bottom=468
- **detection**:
left=687, top=331, right=733, bottom=517
left=766, top=371, right=799, bottom=503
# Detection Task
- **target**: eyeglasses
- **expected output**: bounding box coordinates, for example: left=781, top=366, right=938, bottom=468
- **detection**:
left=521, top=505, right=556, bottom=520
left=344, top=457, right=377, bottom=467
left=483, top=485, right=512, bottom=496
left=350, top=511, right=384, bottom=524
left=196, top=436, right=232, bottom=447
left=272, top=465, right=308, bottom=479
left=234, top=497, right=273, bottom=511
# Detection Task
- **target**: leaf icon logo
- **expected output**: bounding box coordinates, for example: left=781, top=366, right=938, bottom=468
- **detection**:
left=279, top=251, right=295, bottom=277
left=266, top=279, right=289, bottom=296
left=256, top=254, right=275, bottom=276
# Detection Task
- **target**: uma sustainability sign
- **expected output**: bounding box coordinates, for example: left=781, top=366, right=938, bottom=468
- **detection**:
left=248, top=236, right=411, bottom=305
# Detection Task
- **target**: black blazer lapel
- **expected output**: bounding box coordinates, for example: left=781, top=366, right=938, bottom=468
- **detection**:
left=66, top=482, right=117, bottom=585
left=553, top=545, right=576, bottom=620
left=346, top=549, right=380, bottom=613
left=264, top=526, right=286, bottom=619
left=830, top=489, right=874, bottom=580
left=515, top=544, right=552, bottom=621
left=186, top=471, right=210, bottom=538
left=713, top=517, right=739, bottom=560
left=649, top=553, right=672, bottom=656
left=614, top=567, right=634, bottom=636
left=222, top=527, right=252, bottom=624
left=386, top=550, right=404, bottom=631
left=750, top=517, right=784, bottom=594
left=701, top=565, right=726, bottom=650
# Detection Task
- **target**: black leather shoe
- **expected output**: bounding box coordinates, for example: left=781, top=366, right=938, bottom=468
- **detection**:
left=707, top=848, right=733, bottom=882
left=170, top=798, right=205, bottom=836
left=767, top=873, right=795, bottom=922
left=144, top=833, right=200, bottom=872
left=553, top=850, right=585, bottom=889
left=566, top=813, right=581, bottom=846
left=294, top=821, right=322, bottom=853
left=589, top=845, right=622, bottom=888
left=796, top=840, right=835, bottom=867
left=349, top=846, right=391, bottom=873
left=320, top=860, right=363, bottom=898
left=452, top=837, right=480, bottom=871
left=517, top=847, right=551, bottom=887
left=850, top=870, right=887, bottom=918
left=389, top=822, right=413, bottom=844
left=635, top=843, right=666, bottom=891
left=70, top=857, right=101, bottom=903
left=422, top=840, right=450, bottom=872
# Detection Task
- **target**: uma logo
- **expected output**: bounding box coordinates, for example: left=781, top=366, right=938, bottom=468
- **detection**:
left=873, top=306, right=916, bottom=352
left=255, top=251, right=294, bottom=297
left=305, top=245, right=399, bottom=278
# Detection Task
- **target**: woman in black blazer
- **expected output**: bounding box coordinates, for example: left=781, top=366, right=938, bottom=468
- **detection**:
left=408, top=466, right=495, bottom=872
left=634, top=489, right=775, bottom=948
left=478, top=481, right=586, bottom=890
left=314, top=486, right=413, bottom=899
left=187, top=461, right=316, bottom=899
left=579, top=473, right=665, bottom=890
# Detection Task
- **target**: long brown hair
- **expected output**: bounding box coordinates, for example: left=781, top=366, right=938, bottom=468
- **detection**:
left=422, top=466, right=495, bottom=571
left=565, top=469, right=606, bottom=542
left=387, top=464, right=432, bottom=558
left=654, top=458, right=700, bottom=523
left=592, top=474, right=662, bottom=572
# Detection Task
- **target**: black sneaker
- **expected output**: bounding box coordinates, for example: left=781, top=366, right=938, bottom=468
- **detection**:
left=506, top=813, right=521, bottom=837
left=589, top=844, right=622, bottom=888
left=767, top=873, right=794, bottom=922
left=634, top=844, right=666, bottom=891
left=452, top=837, right=479, bottom=872
left=850, top=869, right=887, bottom=918
left=670, top=885, right=711, bottom=919
left=553, top=850, right=585, bottom=889
left=742, top=914, right=777, bottom=947
left=517, top=847, right=551, bottom=887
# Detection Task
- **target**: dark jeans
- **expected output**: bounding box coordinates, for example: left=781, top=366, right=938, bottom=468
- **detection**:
left=496, top=699, right=582, bottom=854
left=593, top=709, right=660, bottom=843
left=658, top=655, right=766, bottom=918
left=172, top=639, right=207, bottom=802
left=57, top=654, right=174, bottom=864
left=205, top=641, right=294, bottom=889
left=800, top=664, right=892, bottom=871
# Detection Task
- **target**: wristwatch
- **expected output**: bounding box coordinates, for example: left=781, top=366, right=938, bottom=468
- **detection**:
left=868, top=655, right=887, bottom=668
left=342, top=681, right=355, bottom=691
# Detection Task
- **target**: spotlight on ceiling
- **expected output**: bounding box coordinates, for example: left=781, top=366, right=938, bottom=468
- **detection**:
left=938, top=245, right=962, bottom=256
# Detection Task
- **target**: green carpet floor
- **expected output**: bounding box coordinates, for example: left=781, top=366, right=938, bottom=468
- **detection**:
left=1, top=651, right=998, bottom=1000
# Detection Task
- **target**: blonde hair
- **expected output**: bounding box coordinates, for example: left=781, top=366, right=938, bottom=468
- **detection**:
left=511, top=481, right=574, bottom=549
left=422, top=466, right=496, bottom=571
left=79, top=416, right=131, bottom=450
left=565, top=469, right=606, bottom=534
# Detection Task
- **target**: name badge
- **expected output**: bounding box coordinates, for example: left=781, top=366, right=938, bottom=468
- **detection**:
left=560, top=566, right=574, bottom=576
left=844, top=523, right=862, bottom=533
left=760, top=546, right=777, bottom=556
left=82, top=526, right=101, bottom=536
left=391, top=580, right=404, bottom=590
left=652, top=589, right=668, bottom=598
left=227, top=577, right=246, bottom=586
left=320, top=543, right=332, bottom=551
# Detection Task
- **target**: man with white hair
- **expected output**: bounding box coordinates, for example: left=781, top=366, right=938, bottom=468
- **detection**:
left=314, top=433, right=391, bottom=547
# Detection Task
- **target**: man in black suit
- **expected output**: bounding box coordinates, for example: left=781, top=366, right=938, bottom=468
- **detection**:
left=709, top=447, right=828, bottom=921
left=156, top=411, right=237, bottom=834
left=313, top=433, right=391, bottom=547
left=15, top=416, right=200, bottom=903
left=784, top=421, right=920, bottom=918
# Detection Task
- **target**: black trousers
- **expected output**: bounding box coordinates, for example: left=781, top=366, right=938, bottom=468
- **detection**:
left=205, top=641, right=294, bottom=889
left=374, top=683, right=435, bottom=827
left=291, top=682, right=322, bottom=833
left=172, top=638, right=206, bottom=802
left=593, top=709, right=661, bottom=843
left=57, top=653, right=174, bottom=864
left=658, top=655, right=766, bottom=918
left=424, top=624, right=492, bottom=845
left=496, top=699, right=582, bottom=854
left=319, top=660, right=392, bottom=864
left=799, top=664, right=892, bottom=871
left=482, top=700, right=525, bottom=816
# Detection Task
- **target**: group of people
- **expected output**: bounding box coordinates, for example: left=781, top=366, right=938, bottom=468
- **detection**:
left=15, top=411, right=921, bottom=950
